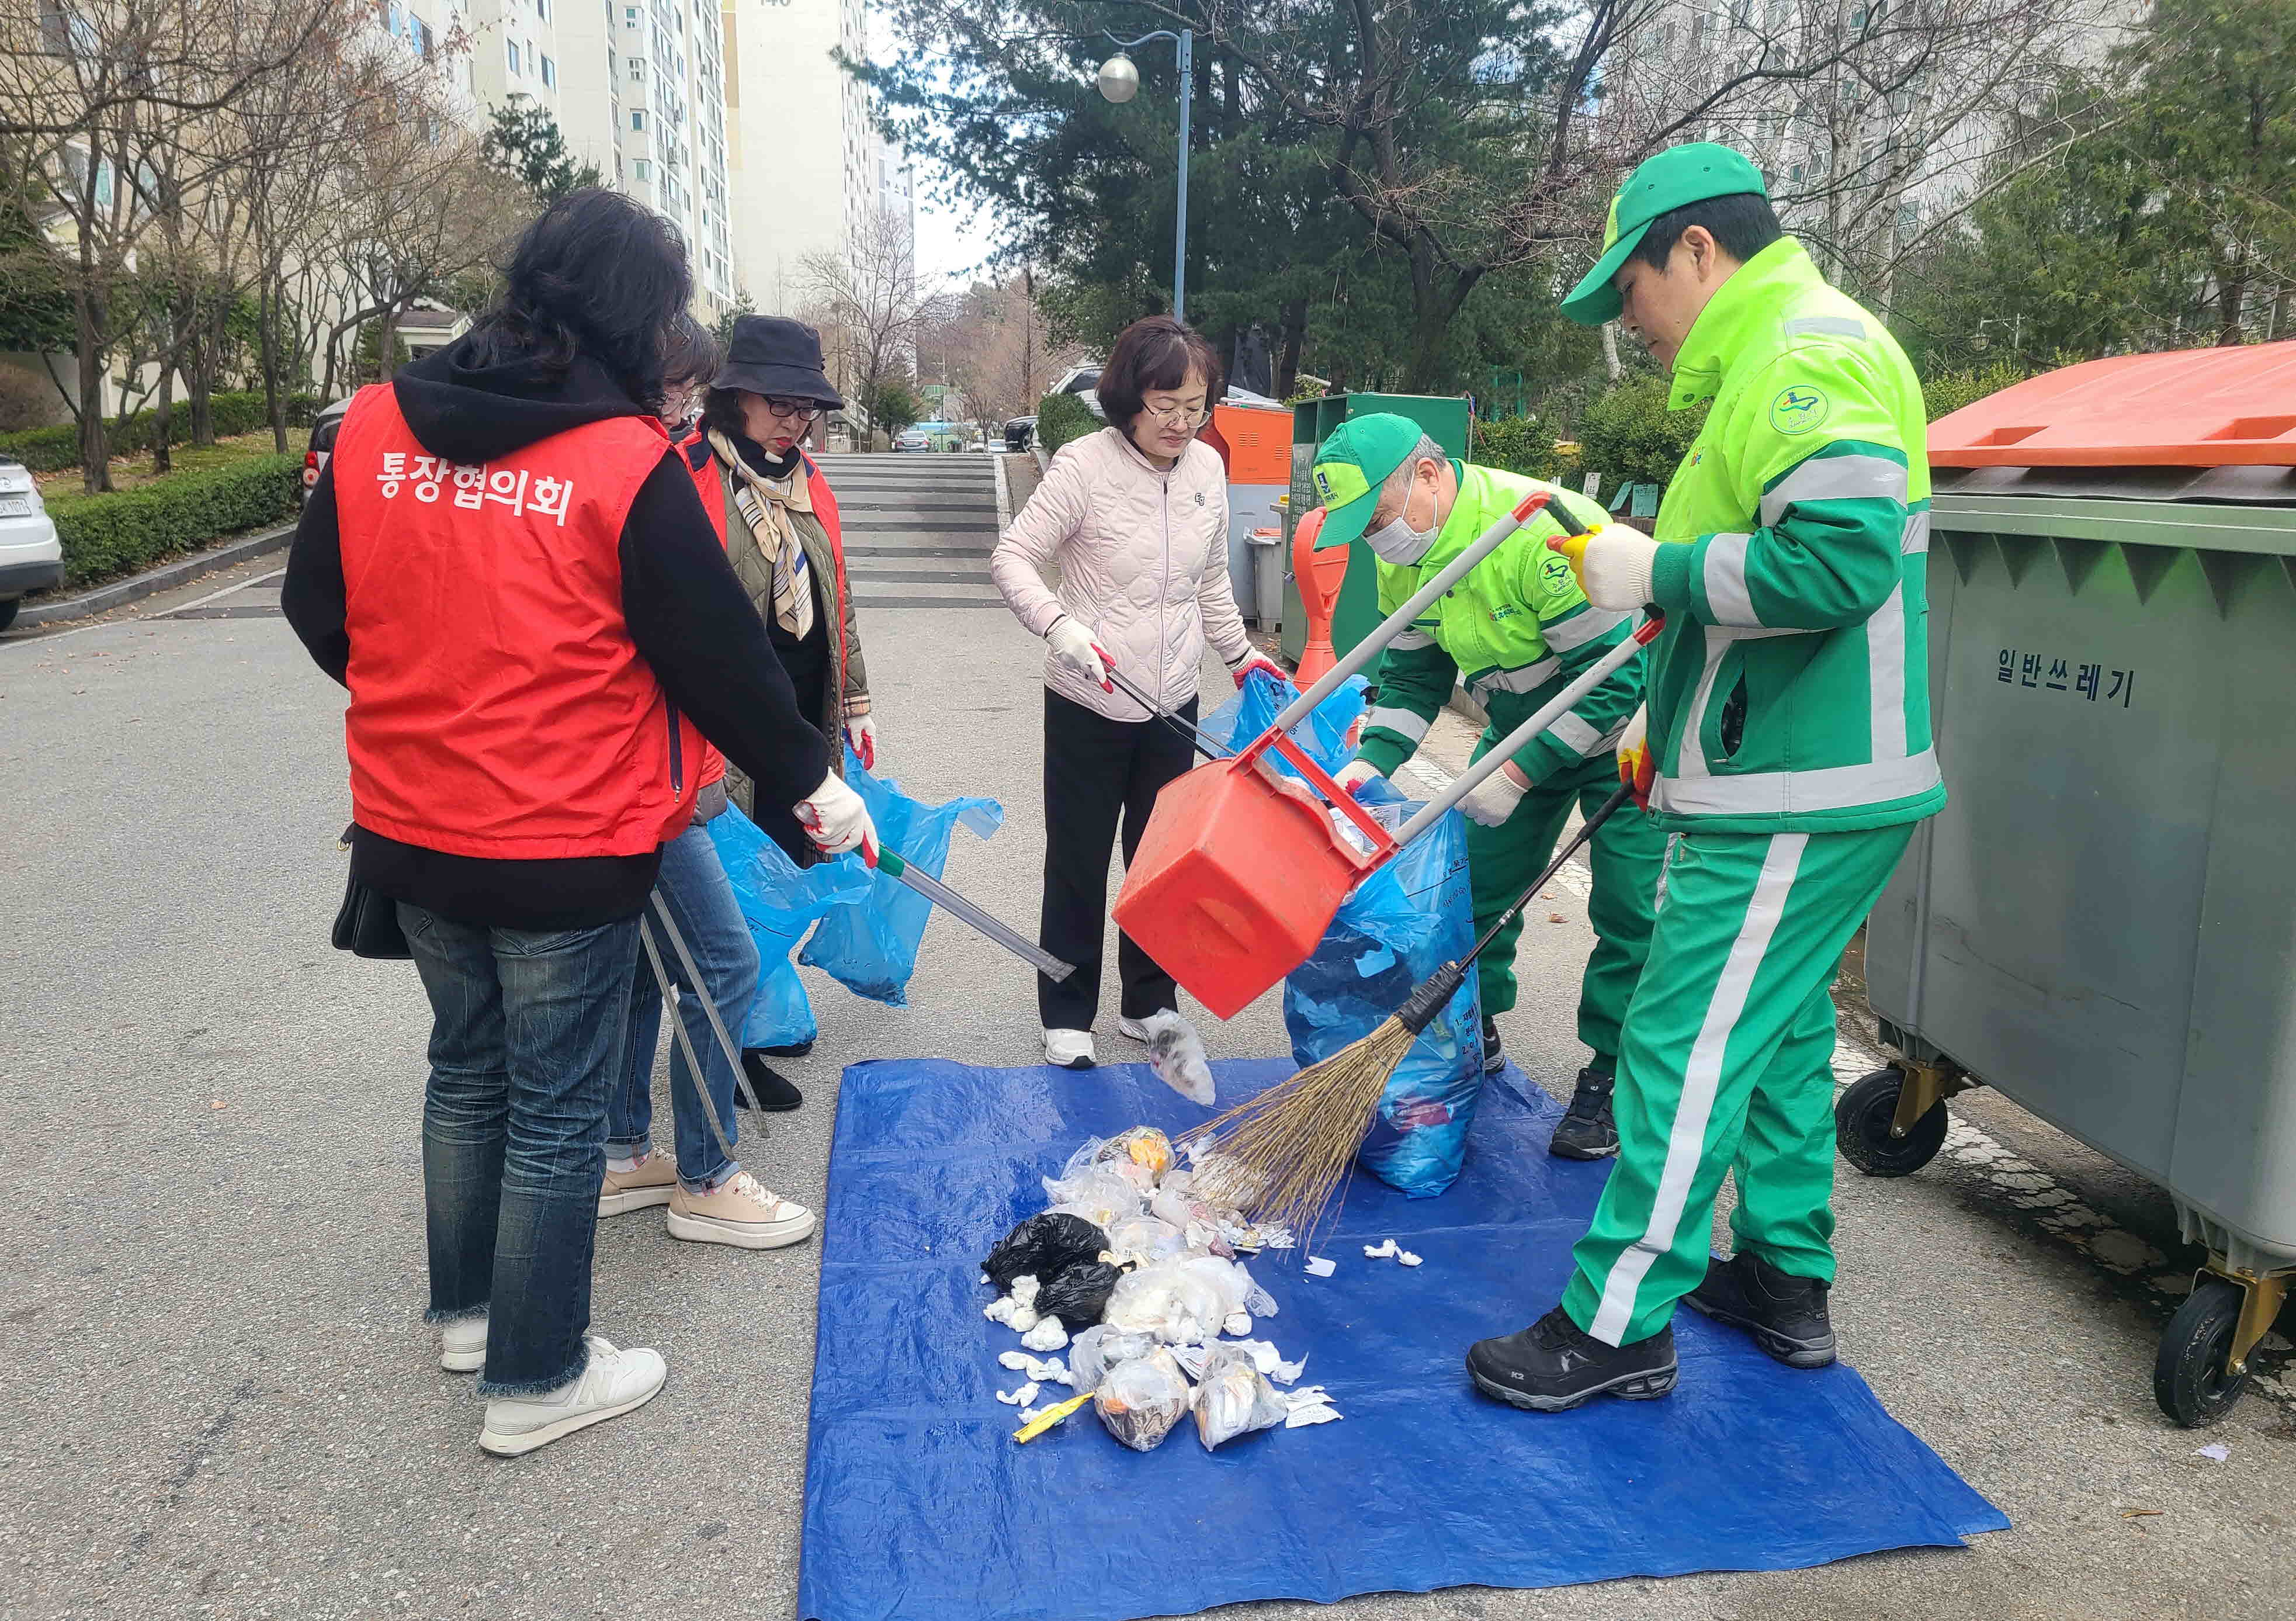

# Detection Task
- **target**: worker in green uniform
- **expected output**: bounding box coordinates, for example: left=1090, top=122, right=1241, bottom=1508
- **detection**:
left=1307, top=413, right=1667, bottom=1161
left=1465, top=143, right=1945, bottom=1412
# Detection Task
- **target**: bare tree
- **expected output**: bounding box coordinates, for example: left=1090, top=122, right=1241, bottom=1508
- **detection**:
left=799, top=206, right=951, bottom=449
left=921, top=270, right=1081, bottom=424
left=0, top=0, right=341, bottom=140
left=1600, top=0, right=2125, bottom=314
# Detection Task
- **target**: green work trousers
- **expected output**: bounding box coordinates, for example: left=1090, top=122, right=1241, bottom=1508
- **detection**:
left=1463, top=737, right=1666, bottom=1062
left=1561, top=824, right=1915, bottom=1346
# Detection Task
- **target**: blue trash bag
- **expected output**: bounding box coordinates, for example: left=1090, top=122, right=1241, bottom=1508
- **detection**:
left=800, top=747, right=1004, bottom=1006
left=1199, top=666, right=1369, bottom=781
left=1283, top=778, right=1486, bottom=1197
left=707, top=803, right=875, bottom=1050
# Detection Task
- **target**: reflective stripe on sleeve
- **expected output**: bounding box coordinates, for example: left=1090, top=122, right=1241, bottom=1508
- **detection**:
left=1757, top=455, right=1909, bottom=527
left=1363, top=706, right=1431, bottom=744
left=1902, top=509, right=1930, bottom=555
left=1649, top=749, right=1942, bottom=817
left=1389, top=627, right=1437, bottom=652
left=1702, top=532, right=1759, bottom=627
left=1469, top=656, right=1560, bottom=697
left=1548, top=711, right=1604, bottom=758
left=1541, top=604, right=1631, bottom=653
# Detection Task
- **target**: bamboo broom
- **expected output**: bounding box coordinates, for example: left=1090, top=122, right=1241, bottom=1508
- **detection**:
left=1185, top=784, right=1638, bottom=1245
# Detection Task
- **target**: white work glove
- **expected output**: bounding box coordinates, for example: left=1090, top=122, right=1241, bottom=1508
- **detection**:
left=1230, top=651, right=1288, bottom=689
left=1551, top=527, right=1661, bottom=612
left=793, top=769, right=879, bottom=864
left=1046, top=615, right=1114, bottom=691
left=1459, top=760, right=1531, bottom=827
left=1334, top=758, right=1386, bottom=799
left=844, top=713, right=878, bottom=772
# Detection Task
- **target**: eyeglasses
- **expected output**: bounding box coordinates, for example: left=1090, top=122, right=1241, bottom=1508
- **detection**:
left=1139, top=400, right=1211, bottom=428
left=760, top=395, right=825, bottom=421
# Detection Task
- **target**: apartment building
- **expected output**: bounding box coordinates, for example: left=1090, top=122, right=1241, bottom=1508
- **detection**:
left=722, top=0, right=885, bottom=314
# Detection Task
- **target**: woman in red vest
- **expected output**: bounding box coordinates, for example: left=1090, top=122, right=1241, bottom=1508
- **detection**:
left=283, top=190, right=877, bottom=1456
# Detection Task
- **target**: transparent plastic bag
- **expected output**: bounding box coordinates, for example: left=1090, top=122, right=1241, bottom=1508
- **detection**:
left=1104, top=1256, right=1255, bottom=1345
left=1040, top=1165, right=1146, bottom=1230
left=1069, top=1325, right=1158, bottom=1395
left=1104, top=1214, right=1187, bottom=1267
left=1093, top=1346, right=1191, bottom=1452
left=1190, top=1342, right=1290, bottom=1450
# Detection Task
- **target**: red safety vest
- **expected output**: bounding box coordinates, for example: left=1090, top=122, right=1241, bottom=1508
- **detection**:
left=682, top=428, right=850, bottom=791
left=332, top=384, right=702, bottom=860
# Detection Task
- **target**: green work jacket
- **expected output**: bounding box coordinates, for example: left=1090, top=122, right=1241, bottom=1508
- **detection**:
left=1355, top=461, right=1642, bottom=788
left=1643, top=237, right=1945, bottom=833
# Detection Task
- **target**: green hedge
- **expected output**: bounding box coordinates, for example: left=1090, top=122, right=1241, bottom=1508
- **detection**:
left=46, top=453, right=301, bottom=587
left=1920, top=360, right=2037, bottom=423
left=0, top=390, right=320, bottom=473
left=1576, top=376, right=1709, bottom=494
left=1035, top=389, right=1098, bottom=455
left=1470, top=414, right=1572, bottom=484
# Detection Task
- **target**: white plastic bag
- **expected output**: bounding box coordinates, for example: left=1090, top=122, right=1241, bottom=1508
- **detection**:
left=1191, top=1343, right=1289, bottom=1450
left=1094, top=1346, right=1192, bottom=1452
left=1069, top=1325, right=1159, bottom=1395
left=1039, top=1166, right=1144, bottom=1229
left=1105, top=1213, right=1187, bottom=1267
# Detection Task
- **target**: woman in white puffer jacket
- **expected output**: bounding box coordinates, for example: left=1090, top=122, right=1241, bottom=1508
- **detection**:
left=993, top=316, right=1284, bottom=1079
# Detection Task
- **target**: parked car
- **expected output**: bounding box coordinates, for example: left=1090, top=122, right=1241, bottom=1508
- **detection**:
left=1050, top=363, right=1105, bottom=421
left=0, top=457, right=63, bottom=632
left=301, top=399, right=349, bottom=505
left=892, top=426, right=932, bottom=452
left=1004, top=416, right=1036, bottom=451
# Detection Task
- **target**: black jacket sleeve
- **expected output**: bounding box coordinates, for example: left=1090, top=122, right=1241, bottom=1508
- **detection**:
left=620, top=452, right=832, bottom=811
left=281, top=461, right=349, bottom=687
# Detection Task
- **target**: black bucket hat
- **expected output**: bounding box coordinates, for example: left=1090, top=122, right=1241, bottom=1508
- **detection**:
left=713, top=315, right=845, bottom=409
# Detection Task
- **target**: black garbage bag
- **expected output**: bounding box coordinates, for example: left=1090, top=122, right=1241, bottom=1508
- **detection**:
left=1038, top=1259, right=1126, bottom=1328
left=983, top=1212, right=1107, bottom=1293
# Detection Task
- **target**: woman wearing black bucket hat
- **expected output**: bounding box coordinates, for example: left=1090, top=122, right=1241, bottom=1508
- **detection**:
left=689, top=316, right=877, bottom=1104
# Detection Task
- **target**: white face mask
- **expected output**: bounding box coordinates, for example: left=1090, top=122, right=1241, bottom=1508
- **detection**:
left=1364, top=461, right=1440, bottom=564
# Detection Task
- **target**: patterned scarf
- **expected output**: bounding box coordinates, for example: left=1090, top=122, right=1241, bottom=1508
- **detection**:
left=709, top=428, right=815, bottom=641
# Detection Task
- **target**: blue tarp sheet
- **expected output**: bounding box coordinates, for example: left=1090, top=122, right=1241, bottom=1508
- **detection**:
left=800, top=1057, right=2007, bottom=1621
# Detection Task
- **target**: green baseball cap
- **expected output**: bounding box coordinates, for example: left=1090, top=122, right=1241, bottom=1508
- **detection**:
left=1309, top=413, right=1433, bottom=548
left=1562, top=143, right=1769, bottom=326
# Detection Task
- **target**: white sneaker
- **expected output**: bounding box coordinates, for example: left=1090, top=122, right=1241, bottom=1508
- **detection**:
left=1044, top=1028, right=1096, bottom=1069
left=477, top=1335, right=667, bottom=1457
left=665, top=1172, right=818, bottom=1250
left=440, top=1314, right=487, bottom=1373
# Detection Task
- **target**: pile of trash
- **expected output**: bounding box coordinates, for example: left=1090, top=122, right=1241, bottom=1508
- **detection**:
left=980, top=1126, right=1343, bottom=1452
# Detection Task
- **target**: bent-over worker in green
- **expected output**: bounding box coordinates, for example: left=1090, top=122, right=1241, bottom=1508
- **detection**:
left=1463, top=143, right=1945, bottom=1415
left=1309, top=412, right=1667, bottom=1161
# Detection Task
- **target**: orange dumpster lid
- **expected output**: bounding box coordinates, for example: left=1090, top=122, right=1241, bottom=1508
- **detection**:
left=1929, top=341, right=2296, bottom=469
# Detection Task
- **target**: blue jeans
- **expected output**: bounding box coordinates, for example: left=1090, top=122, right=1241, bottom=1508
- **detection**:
left=401, top=904, right=638, bottom=1396
left=608, top=817, right=760, bottom=1192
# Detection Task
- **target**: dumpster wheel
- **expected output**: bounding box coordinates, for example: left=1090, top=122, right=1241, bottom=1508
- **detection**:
left=1836, top=1068, right=1948, bottom=1177
left=2155, top=1279, right=2249, bottom=1428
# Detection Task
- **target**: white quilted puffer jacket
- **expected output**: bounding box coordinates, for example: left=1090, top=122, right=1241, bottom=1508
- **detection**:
left=992, top=425, right=1253, bottom=720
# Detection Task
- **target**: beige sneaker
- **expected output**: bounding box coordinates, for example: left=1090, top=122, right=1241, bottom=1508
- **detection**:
left=666, top=1172, right=817, bottom=1250
left=598, top=1153, right=677, bottom=1217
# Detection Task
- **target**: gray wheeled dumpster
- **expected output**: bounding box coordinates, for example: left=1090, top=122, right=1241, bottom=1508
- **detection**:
left=1852, top=341, right=2296, bottom=1427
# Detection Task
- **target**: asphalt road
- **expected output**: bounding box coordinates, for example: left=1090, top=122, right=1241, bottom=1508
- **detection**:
left=4, top=465, right=2292, bottom=1621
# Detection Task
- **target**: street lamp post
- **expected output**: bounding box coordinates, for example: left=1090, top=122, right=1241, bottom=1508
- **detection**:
left=1096, top=27, right=1194, bottom=322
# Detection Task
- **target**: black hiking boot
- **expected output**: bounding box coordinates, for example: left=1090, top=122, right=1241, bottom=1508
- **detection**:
left=1684, top=1251, right=1836, bottom=1368
left=758, top=1038, right=814, bottom=1058
left=1479, top=1015, right=1505, bottom=1075
left=1467, top=1307, right=1677, bottom=1412
left=738, top=1051, right=804, bottom=1112
left=1548, top=1065, right=1619, bottom=1160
